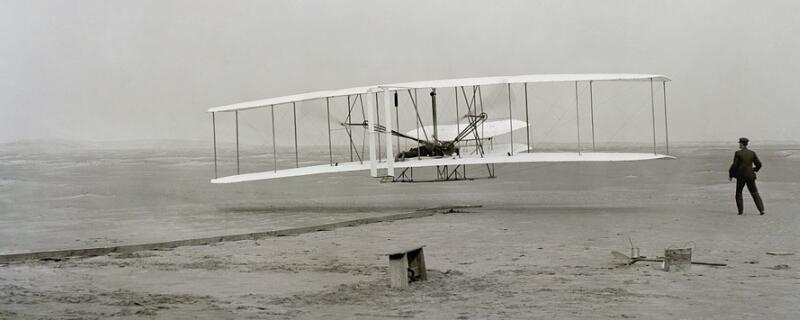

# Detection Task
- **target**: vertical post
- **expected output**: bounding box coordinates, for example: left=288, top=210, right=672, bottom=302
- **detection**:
left=454, top=87, right=460, bottom=133
left=293, top=102, right=299, bottom=167
left=326, top=98, right=333, bottom=166
left=574, top=81, right=581, bottom=155
left=375, top=93, right=381, bottom=162
left=384, top=88, right=394, bottom=178
left=394, top=92, right=400, bottom=150
left=235, top=111, right=240, bottom=174
left=650, top=78, right=657, bottom=155
left=663, top=81, right=670, bottom=155
left=347, top=95, right=353, bottom=161
left=415, top=89, right=420, bottom=160
left=271, top=105, right=277, bottom=172
left=507, top=83, right=514, bottom=156
left=477, top=86, right=484, bottom=139
left=524, top=82, right=531, bottom=152
left=589, top=80, right=596, bottom=152
left=212, top=112, right=217, bottom=179
left=367, top=90, right=378, bottom=177
left=430, top=89, right=438, bottom=141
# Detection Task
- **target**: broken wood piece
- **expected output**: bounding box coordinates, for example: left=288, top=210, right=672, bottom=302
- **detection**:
left=664, top=248, right=692, bottom=272
left=628, top=258, right=726, bottom=267
left=690, top=261, right=727, bottom=267
left=611, top=250, right=726, bottom=267
left=766, top=252, right=794, bottom=256
left=611, top=250, right=632, bottom=263
left=384, top=245, right=427, bottom=288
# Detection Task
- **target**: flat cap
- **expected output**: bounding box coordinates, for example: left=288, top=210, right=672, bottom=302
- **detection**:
left=738, top=137, right=749, bottom=144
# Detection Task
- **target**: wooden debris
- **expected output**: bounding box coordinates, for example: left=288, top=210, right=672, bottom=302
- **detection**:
left=766, top=252, right=795, bottom=256
left=384, top=246, right=427, bottom=289
left=611, top=250, right=727, bottom=267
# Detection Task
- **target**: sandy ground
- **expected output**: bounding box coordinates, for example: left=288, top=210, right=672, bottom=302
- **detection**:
left=1, top=143, right=799, bottom=319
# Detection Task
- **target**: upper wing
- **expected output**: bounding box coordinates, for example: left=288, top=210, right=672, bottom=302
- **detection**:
left=208, top=74, right=670, bottom=113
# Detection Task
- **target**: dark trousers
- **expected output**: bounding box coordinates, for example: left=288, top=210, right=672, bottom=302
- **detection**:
left=735, top=177, right=764, bottom=214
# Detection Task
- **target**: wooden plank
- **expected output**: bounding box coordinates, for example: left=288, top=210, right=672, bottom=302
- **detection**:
left=408, top=248, right=427, bottom=281
left=384, top=245, right=426, bottom=257
left=389, top=253, right=409, bottom=289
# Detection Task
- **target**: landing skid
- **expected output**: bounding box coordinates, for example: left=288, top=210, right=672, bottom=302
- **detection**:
left=381, top=164, right=496, bottom=183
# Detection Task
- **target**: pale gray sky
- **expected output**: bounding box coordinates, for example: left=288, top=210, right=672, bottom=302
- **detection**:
left=1, top=0, right=798, bottom=144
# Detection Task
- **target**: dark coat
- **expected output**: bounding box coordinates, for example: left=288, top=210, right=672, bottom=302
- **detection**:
left=729, top=148, right=762, bottom=179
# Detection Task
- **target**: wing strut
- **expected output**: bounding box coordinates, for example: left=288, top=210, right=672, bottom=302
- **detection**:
left=235, top=111, right=240, bottom=174
left=430, top=89, right=438, bottom=141
left=407, top=89, right=429, bottom=141
left=375, top=93, right=381, bottom=162
left=360, top=95, right=367, bottom=160
left=394, top=92, right=400, bottom=151
left=346, top=96, right=354, bottom=161
left=590, top=80, right=596, bottom=152
left=411, top=89, right=423, bottom=160
left=271, top=105, right=277, bottom=172
left=574, top=81, right=581, bottom=155
left=477, top=86, right=486, bottom=147
left=663, top=81, right=670, bottom=155
left=326, top=97, right=333, bottom=166
left=367, top=90, right=377, bottom=177
left=383, top=88, right=394, bottom=177
left=507, top=83, right=514, bottom=156
left=340, top=96, right=364, bottom=164
left=454, top=87, right=460, bottom=133
left=650, top=78, right=657, bottom=155
left=293, top=102, right=299, bottom=168
left=211, top=112, right=217, bottom=178
left=524, top=82, right=532, bottom=152
left=460, top=86, right=480, bottom=152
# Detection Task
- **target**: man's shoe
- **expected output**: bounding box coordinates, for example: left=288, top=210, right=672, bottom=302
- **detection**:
left=738, top=212, right=743, bottom=215
left=760, top=211, right=765, bottom=215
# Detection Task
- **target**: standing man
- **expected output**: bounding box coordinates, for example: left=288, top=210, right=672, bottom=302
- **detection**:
left=729, top=137, right=765, bottom=215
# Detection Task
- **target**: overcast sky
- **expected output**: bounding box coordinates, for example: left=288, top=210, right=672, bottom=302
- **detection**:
left=1, top=0, right=798, bottom=145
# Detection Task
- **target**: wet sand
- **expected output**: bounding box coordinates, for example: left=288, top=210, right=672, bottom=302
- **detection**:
left=1, top=143, right=799, bottom=319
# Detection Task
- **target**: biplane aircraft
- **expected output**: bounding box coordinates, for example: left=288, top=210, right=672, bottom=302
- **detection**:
left=208, top=74, right=673, bottom=183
